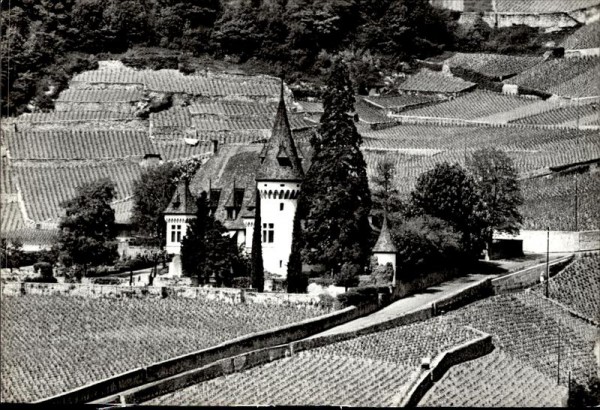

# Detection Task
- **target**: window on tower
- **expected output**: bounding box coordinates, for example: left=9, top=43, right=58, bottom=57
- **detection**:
left=172, top=224, right=182, bottom=243
left=262, top=223, right=274, bottom=243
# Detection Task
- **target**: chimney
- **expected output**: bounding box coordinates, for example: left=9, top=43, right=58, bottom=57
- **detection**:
left=212, top=139, right=219, bottom=154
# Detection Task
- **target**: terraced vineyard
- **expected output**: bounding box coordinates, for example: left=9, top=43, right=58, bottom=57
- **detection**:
left=437, top=293, right=598, bottom=387
left=419, top=349, right=567, bottom=407
left=71, top=61, right=281, bottom=98
left=315, top=318, right=480, bottom=367
left=0, top=295, right=326, bottom=403
left=520, top=173, right=600, bottom=231
left=16, top=110, right=136, bottom=124
left=189, top=101, right=278, bottom=117
left=507, top=57, right=600, bottom=97
left=153, top=141, right=214, bottom=161
left=355, top=98, right=397, bottom=124
left=400, top=90, right=536, bottom=120
left=57, top=88, right=144, bottom=103
left=361, top=124, right=599, bottom=151
left=548, top=63, right=600, bottom=98
left=398, top=69, right=475, bottom=94
left=561, top=20, right=600, bottom=50
left=0, top=202, right=24, bottom=233
left=442, top=52, right=543, bottom=79
left=511, top=103, right=600, bottom=125
left=531, top=252, right=600, bottom=322
left=149, top=352, right=415, bottom=407
left=13, top=161, right=142, bottom=222
left=418, top=291, right=598, bottom=406
left=5, top=130, right=155, bottom=160
left=147, top=318, right=480, bottom=406
left=1, top=153, right=16, bottom=195
left=361, top=124, right=599, bottom=194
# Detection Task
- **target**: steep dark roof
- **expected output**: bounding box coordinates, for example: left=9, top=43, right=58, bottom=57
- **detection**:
left=256, top=86, right=304, bottom=182
left=373, top=217, right=397, bottom=253
left=165, top=179, right=197, bottom=215
left=189, top=141, right=312, bottom=230
left=191, top=145, right=262, bottom=230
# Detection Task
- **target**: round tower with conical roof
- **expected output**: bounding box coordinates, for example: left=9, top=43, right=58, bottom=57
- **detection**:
left=373, top=216, right=398, bottom=285
left=255, top=82, right=304, bottom=284
left=164, top=179, right=197, bottom=276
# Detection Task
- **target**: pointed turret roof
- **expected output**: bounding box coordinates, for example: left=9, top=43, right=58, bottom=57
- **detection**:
left=373, top=216, right=397, bottom=253
left=165, top=179, right=197, bottom=215
left=256, top=81, right=304, bottom=182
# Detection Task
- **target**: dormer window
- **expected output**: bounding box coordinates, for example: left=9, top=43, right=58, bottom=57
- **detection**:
left=233, top=188, right=244, bottom=208
left=209, top=189, right=221, bottom=216
left=277, top=157, right=292, bottom=167
left=210, top=189, right=221, bottom=205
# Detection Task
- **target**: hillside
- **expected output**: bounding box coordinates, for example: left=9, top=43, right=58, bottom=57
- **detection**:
left=0, top=295, right=326, bottom=403
left=532, top=252, right=600, bottom=321
left=0, top=61, right=313, bottom=234
left=520, top=172, right=600, bottom=231
left=506, top=57, right=600, bottom=98
left=420, top=291, right=598, bottom=406
left=3, top=50, right=600, bottom=242
left=147, top=318, right=482, bottom=406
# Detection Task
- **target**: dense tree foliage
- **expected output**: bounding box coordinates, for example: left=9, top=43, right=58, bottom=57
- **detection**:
left=0, top=0, right=467, bottom=115
left=569, top=376, right=600, bottom=408
left=392, top=215, right=462, bottom=278
left=132, top=162, right=180, bottom=245
left=2, top=0, right=563, bottom=114
left=410, top=157, right=522, bottom=259
left=0, top=239, right=24, bottom=271
left=57, top=178, right=119, bottom=277
left=466, top=147, right=523, bottom=251
left=456, top=16, right=550, bottom=54
left=299, top=60, right=371, bottom=281
left=410, top=162, right=486, bottom=258
left=180, top=191, right=236, bottom=286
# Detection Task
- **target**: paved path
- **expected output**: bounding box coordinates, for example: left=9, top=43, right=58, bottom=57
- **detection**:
left=311, top=253, right=573, bottom=338
left=312, top=273, right=497, bottom=338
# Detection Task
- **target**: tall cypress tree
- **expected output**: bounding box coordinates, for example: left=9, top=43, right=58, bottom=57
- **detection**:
left=181, top=191, right=208, bottom=283
left=250, top=189, right=264, bottom=291
left=299, top=59, right=372, bottom=281
left=287, top=204, right=307, bottom=293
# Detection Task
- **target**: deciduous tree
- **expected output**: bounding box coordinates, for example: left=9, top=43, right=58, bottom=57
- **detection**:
left=467, top=147, right=523, bottom=251
left=410, top=162, right=485, bottom=258
left=132, top=162, right=180, bottom=245
left=57, top=178, right=119, bottom=277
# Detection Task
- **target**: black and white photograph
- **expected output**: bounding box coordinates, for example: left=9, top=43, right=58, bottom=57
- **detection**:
left=0, top=0, right=599, bottom=407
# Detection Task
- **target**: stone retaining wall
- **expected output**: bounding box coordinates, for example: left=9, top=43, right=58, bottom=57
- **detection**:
left=1, top=282, right=328, bottom=310
left=398, top=329, right=495, bottom=407
left=491, top=255, right=574, bottom=294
